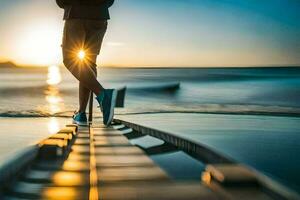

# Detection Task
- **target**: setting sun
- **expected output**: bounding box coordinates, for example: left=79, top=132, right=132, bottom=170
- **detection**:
left=13, top=23, right=61, bottom=66
left=77, top=50, right=86, bottom=61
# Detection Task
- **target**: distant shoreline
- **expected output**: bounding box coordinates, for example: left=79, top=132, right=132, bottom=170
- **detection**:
left=0, top=61, right=47, bottom=69
left=102, top=66, right=300, bottom=69
left=0, top=61, right=299, bottom=69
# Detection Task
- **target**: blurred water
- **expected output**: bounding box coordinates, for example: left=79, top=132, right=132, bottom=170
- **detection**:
left=0, top=67, right=300, bottom=117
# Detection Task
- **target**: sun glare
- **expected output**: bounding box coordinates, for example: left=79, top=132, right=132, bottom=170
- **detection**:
left=77, top=50, right=85, bottom=60
left=14, top=24, right=61, bottom=66
left=45, top=65, right=64, bottom=114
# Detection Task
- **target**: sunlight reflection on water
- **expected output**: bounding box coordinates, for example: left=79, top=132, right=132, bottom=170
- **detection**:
left=45, top=65, right=64, bottom=114
left=47, top=65, right=61, bottom=86
left=48, top=117, right=60, bottom=134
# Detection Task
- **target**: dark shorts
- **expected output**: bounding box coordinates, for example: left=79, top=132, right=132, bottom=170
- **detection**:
left=62, top=19, right=107, bottom=58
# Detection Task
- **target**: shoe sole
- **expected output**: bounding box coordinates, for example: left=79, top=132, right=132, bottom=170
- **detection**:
left=105, top=89, right=117, bottom=126
left=72, top=119, right=88, bottom=126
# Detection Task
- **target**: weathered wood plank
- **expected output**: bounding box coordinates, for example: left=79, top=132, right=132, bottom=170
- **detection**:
left=97, top=166, right=169, bottom=183
left=99, top=183, right=220, bottom=200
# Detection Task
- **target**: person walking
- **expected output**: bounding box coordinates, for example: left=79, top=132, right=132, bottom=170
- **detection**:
left=56, top=0, right=116, bottom=126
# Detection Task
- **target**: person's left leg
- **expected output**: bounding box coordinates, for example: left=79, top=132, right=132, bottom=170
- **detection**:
left=78, top=56, right=97, bottom=113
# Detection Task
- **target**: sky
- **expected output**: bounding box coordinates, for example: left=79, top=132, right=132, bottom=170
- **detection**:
left=0, top=0, right=299, bottom=67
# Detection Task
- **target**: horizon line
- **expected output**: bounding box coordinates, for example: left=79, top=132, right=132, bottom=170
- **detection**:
left=0, top=60, right=300, bottom=69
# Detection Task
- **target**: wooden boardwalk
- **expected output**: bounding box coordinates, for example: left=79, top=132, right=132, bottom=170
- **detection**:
left=0, top=120, right=298, bottom=200
left=0, top=123, right=217, bottom=200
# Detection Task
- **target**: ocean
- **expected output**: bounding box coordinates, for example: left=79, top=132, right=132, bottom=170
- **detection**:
left=0, top=66, right=300, bottom=192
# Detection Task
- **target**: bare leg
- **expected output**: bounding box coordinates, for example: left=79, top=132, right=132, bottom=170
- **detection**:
left=79, top=55, right=98, bottom=113
left=63, top=52, right=103, bottom=96
left=79, top=85, right=90, bottom=113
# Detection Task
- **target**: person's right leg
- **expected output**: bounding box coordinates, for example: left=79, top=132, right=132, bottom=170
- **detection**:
left=79, top=57, right=97, bottom=113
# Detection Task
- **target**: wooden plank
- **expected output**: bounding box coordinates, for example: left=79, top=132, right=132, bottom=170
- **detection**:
left=97, top=166, right=169, bottom=183
left=33, top=160, right=90, bottom=172
left=99, top=183, right=219, bottom=200
left=62, top=160, right=90, bottom=172
left=71, top=146, right=144, bottom=155
left=94, top=146, right=144, bottom=155
left=95, top=155, right=155, bottom=167
left=74, top=138, right=90, bottom=145
left=67, top=153, right=90, bottom=162
left=6, top=182, right=89, bottom=200
left=71, top=145, right=90, bottom=154
left=23, top=170, right=89, bottom=187
left=94, top=136, right=131, bottom=146
left=93, top=129, right=122, bottom=135
left=94, top=139, right=131, bottom=147
left=43, top=187, right=88, bottom=200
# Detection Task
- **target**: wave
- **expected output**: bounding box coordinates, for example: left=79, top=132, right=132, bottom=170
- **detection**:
left=1, top=104, right=300, bottom=118
left=128, top=82, right=180, bottom=92
left=0, top=110, right=72, bottom=118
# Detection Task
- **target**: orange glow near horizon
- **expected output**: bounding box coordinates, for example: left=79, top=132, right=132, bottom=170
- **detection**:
left=11, top=23, right=62, bottom=66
